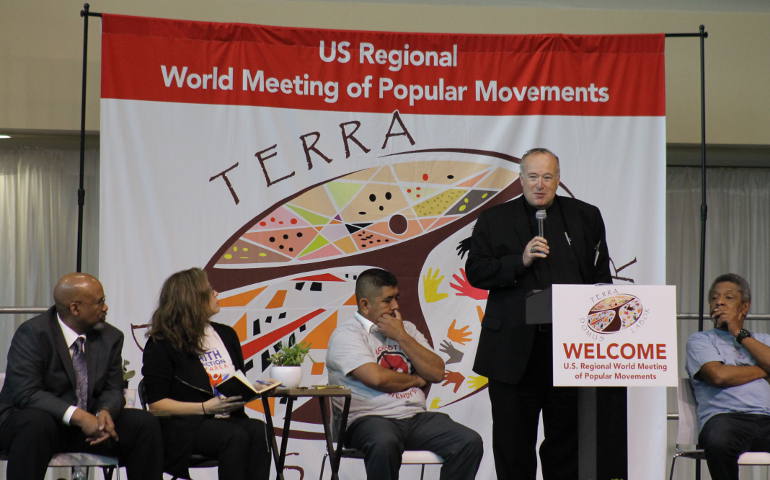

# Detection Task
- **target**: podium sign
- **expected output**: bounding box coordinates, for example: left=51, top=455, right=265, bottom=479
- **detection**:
left=552, top=284, right=677, bottom=387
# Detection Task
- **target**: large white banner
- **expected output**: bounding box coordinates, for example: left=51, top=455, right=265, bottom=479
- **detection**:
left=100, top=14, right=666, bottom=479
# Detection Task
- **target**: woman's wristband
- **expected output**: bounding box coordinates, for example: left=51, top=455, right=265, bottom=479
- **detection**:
left=201, top=402, right=206, bottom=415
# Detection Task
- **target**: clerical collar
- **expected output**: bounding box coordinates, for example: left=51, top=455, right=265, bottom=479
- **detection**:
left=523, top=195, right=559, bottom=215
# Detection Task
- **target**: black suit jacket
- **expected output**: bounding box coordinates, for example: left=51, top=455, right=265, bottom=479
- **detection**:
left=142, top=322, right=247, bottom=477
left=466, top=195, right=612, bottom=384
left=0, top=307, right=125, bottom=428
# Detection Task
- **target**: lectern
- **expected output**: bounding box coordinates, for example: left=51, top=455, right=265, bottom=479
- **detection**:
left=526, top=287, right=627, bottom=480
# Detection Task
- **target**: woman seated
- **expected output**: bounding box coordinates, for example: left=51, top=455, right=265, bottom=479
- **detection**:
left=142, top=267, right=271, bottom=480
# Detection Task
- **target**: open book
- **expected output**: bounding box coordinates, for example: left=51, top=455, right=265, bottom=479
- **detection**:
left=215, top=371, right=281, bottom=401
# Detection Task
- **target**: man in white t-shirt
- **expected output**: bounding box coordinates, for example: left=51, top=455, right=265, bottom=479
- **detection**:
left=327, top=268, right=483, bottom=480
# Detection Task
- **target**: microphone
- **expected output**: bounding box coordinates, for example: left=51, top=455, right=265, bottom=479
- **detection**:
left=535, top=209, right=547, bottom=237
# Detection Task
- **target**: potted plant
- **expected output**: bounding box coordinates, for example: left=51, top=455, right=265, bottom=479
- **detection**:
left=122, top=359, right=136, bottom=388
left=269, top=342, right=312, bottom=388
left=122, top=359, right=137, bottom=406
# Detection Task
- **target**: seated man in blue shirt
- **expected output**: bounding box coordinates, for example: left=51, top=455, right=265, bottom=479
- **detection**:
left=686, top=273, right=770, bottom=480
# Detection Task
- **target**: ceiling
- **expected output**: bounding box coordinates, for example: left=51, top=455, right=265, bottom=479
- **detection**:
left=364, top=0, right=770, bottom=13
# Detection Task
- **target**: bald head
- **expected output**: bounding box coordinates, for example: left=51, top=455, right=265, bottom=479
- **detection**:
left=54, top=273, right=108, bottom=333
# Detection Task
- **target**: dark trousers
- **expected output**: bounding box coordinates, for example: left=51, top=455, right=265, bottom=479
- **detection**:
left=0, top=407, right=163, bottom=480
left=192, top=416, right=271, bottom=480
left=488, top=380, right=578, bottom=480
left=346, top=411, right=483, bottom=480
left=699, top=412, right=770, bottom=480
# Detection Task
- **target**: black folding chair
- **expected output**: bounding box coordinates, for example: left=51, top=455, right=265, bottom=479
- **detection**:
left=137, top=378, right=218, bottom=480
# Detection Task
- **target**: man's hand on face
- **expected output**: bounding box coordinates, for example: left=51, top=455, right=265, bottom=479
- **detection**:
left=523, top=235, right=549, bottom=267
left=374, top=309, right=408, bottom=342
left=712, top=306, right=743, bottom=336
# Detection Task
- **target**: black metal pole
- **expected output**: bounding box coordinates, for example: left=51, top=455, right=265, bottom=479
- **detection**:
left=664, top=27, right=710, bottom=480
left=697, top=24, right=708, bottom=335
left=662, top=28, right=709, bottom=338
left=693, top=24, right=709, bottom=480
left=665, top=33, right=703, bottom=38
left=76, top=3, right=90, bottom=272
left=76, top=3, right=102, bottom=273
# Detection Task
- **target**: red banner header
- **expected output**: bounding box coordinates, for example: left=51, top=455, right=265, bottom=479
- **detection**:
left=102, top=14, right=665, bottom=116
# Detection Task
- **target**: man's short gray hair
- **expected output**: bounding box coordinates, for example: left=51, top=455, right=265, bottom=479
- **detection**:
left=709, top=273, right=752, bottom=303
left=521, top=148, right=560, bottom=174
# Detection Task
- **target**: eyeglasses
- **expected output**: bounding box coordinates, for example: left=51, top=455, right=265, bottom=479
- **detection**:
left=74, top=297, right=107, bottom=307
left=523, top=173, right=557, bottom=184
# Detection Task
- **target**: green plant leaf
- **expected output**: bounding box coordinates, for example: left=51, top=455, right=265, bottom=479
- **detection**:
left=269, top=342, right=312, bottom=366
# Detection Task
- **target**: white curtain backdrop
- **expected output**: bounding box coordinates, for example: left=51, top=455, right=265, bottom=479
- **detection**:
left=667, top=166, right=770, bottom=480
left=2, top=147, right=769, bottom=480
left=0, top=143, right=100, bottom=371
left=668, top=166, right=770, bottom=314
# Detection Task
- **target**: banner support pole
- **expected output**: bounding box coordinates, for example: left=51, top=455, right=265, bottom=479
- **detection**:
left=666, top=25, right=709, bottom=480
left=77, top=3, right=102, bottom=273
left=697, top=24, right=708, bottom=336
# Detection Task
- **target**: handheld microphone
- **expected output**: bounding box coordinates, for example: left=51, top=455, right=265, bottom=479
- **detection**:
left=535, top=209, right=547, bottom=237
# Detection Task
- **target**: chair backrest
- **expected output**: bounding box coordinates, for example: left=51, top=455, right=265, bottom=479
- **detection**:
left=137, top=378, right=148, bottom=410
left=676, top=378, right=700, bottom=446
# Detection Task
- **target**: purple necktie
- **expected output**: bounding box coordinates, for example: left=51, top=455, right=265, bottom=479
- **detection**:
left=71, top=337, right=88, bottom=410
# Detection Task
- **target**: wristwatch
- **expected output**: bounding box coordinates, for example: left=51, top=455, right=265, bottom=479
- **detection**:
left=735, top=328, right=752, bottom=344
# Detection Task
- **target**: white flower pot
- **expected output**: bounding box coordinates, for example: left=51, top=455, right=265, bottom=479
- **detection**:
left=270, top=365, right=302, bottom=388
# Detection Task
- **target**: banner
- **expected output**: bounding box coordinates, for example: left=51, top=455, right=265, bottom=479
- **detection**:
left=100, top=14, right=666, bottom=479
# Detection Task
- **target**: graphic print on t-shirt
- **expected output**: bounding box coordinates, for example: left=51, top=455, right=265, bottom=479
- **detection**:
left=377, top=345, right=412, bottom=374
left=200, top=347, right=234, bottom=388
left=376, top=345, right=422, bottom=400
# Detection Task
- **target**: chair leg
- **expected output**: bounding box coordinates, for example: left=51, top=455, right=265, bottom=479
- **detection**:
left=420, top=463, right=425, bottom=480
left=668, top=455, right=677, bottom=480
left=102, top=465, right=116, bottom=480
left=669, top=454, right=701, bottom=480
left=319, top=453, right=328, bottom=480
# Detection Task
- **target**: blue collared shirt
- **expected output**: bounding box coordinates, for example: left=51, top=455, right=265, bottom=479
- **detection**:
left=686, top=328, right=770, bottom=428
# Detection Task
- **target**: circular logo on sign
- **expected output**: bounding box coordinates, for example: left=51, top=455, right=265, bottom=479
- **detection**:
left=586, top=294, right=643, bottom=334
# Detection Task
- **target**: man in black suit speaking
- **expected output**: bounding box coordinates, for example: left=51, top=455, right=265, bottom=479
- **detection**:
left=466, top=148, right=612, bottom=479
left=0, top=273, right=163, bottom=480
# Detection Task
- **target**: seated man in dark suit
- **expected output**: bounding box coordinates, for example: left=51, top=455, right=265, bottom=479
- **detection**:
left=0, top=273, right=163, bottom=480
